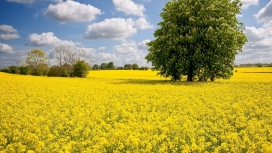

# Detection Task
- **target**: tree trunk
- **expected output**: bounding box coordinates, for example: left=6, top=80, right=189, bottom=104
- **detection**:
left=187, top=62, right=194, bottom=82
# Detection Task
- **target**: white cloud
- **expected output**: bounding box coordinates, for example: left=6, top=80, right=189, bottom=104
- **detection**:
left=245, top=26, right=272, bottom=41
left=80, top=47, right=119, bottom=64
left=254, top=1, right=272, bottom=23
left=85, top=18, right=137, bottom=40
left=0, top=42, right=14, bottom=54
left=25, top=32, right=79, bottom=47
left=241, top=0, right=259, bottom=9
left=85, top=17, right=152, bottom=40
left=114, top=42, right=138, bottom=55
left=113, top=0, right=145, bottom=17
left=235, top=26, right=272, bottom=64
left=0, top=25, right=17, bottom=33
left=0, top=25, right=20, bottom=40
left=137, top=39, right=150, bottom=50
left=264, top=20, right=272, bottom=27
left=0, top=34, right=20, bottom=40
left=51, top=0, right=62, bottom=2
left=98, top=47, right=106, bottom=50
left=135, top=18, right=153, bottom=29
left=44, top=0, right=102, bottom=23
left=6, top=0, right=34, bottom=4
left=113, top=41, right=149, bottom=66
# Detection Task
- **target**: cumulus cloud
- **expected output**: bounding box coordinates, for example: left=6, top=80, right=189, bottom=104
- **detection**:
left=241, top=0, right=259, bottom=9
left=0, top=34, right=20, bottom=40
left=6, top=0, right=34, bottom=4
left=25, top=32, right=79, bottom=47
left=245, top=26, right=272, bottom=42
left=0, top=25, right=20, bottom=40
left=85, top=18, right=136, bottom=40
left=254, top=0, right=272, bottom=23
left=85, top=17, right=152, bottom=40
left=80, top=47, right=119, bottom=64
left=135, top=18, right=153, bottom=29
left=0, top=25, right=17, bottom=33
left=236, top=25, right=272, bottom=64
left=114, top=42, right=138, bottom=55
left=137, top=39, right=150, bottom=50
left=113, top=0, right=145, bottom=17
left=113, top=41, right=149, bottom=66
left=0, top=42, right=14, bottom=54
left=44, top=0, right=102, bottom=23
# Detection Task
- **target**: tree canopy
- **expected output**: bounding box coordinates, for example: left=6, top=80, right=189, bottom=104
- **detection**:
left=146, top=0, right=247, bottom=81
left=73, top=60, right=90, bottom=78
left=25, top=49, right=49, bottom=76
left=26, top=49, right=49, bottom=68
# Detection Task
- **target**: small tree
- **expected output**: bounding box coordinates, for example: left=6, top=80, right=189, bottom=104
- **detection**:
left=93, top=64, right=99, bottom=70
left=101, top=63, right=108, bottom=70
left=124, top=64, right=132, bottom=70
left=107, top=62, right=115, bottom=70
left=132, top=63, right=139, bottom=70
left=73, top=60, right=90, bottom=78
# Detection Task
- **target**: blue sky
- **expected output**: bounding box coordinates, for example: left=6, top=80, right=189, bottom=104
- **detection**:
left=0, top=0, right=271, bottom=68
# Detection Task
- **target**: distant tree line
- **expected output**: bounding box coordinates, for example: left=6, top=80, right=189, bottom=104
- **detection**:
left=92, top=63, right=149, bottom=70
left=1, top=46, right=90, bottom=78
left=234, top=63, right=272, bottom=68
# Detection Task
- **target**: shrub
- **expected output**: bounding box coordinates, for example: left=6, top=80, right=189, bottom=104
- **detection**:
left=19, top=66, right=31, bottom=75
left=73, top=60, right=90, bottom=78
left=47, top=66, right=62, bottom=77
left=1, top=68, right=10, bottom=73
left=9, top=66, right=20, bottom=74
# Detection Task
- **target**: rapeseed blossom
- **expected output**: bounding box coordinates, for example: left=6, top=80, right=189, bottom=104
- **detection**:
left=0, top=68, right=272, bottom=152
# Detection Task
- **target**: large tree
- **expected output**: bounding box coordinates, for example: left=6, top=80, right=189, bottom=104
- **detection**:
left=146, top=0, right=247, bottom=81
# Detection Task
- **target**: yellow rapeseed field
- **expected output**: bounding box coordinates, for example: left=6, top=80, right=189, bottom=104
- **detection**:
left=0, top=68, right=272, bottom=152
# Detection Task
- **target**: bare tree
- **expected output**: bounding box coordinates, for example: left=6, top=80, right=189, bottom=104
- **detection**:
left=53, top=46, right=84, bottom=67
left=53, top=46, right=67, bottom=67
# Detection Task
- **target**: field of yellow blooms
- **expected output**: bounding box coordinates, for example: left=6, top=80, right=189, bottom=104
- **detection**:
left=1, top=68, right=272, bottom=152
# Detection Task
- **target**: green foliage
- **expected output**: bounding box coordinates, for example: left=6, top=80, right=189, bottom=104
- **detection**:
left=19, top=66, right=31, bottom=75
left=47, top=65, right=71, bottom=77
left=139, top=66, right=149, bottom=70
left=93, top=64, right=99, bottom=70
left=26, top=49, right=49, bottom=68
left=100, top=63, right=108, bottom=70
left=9, top=66, right=20, bottom=74
left=25, top=49, right=49, bottom=76
left=73, top=60, right=90, bottom=78
left=61, top=68, right=70, bottom=77
left=124, top=64, right=132, bottom=70
left=0, top=68, right=10, bottom=73
left=146, top=0, right=247, bottom=81
left=31, top=64, right=49, bottom=76
left=47, top=66, right=62, bottom=77
left=107, top=62, right=115, bottom=70
left=132, top=63, right=139, bottom=70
